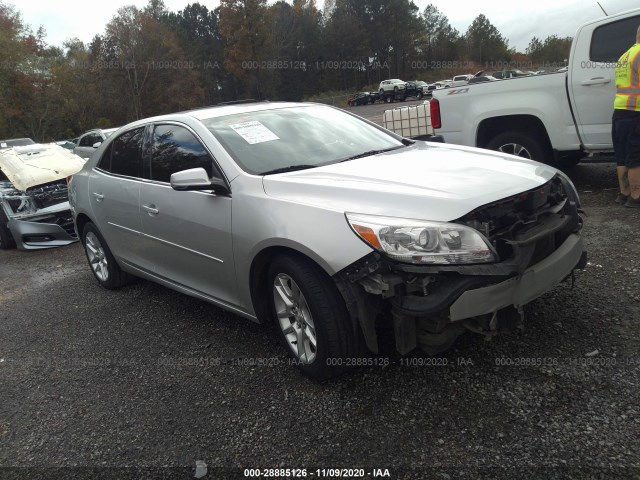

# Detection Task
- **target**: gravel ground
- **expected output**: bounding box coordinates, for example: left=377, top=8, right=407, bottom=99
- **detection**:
left=1, top=159, right=640, bottom=479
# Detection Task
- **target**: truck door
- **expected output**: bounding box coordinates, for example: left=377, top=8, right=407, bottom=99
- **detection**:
left=568, top=13, right=640, bottom=149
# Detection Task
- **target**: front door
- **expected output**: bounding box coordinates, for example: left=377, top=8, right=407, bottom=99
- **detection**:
left=138, top=123, right=237, bottom=306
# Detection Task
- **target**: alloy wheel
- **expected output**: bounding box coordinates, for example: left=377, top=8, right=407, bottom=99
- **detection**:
left=85, top=231, right=109, bottom=282
left=273, top=273, right=317, bottom=364
left=497, top=143, right=532, bottom=159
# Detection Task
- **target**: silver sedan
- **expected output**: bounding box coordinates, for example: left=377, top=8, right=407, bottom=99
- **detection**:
left=69, top=102, right=586, bottom=378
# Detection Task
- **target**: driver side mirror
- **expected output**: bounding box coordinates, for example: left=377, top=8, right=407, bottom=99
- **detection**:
left=170, top=167, right=230, bottom=196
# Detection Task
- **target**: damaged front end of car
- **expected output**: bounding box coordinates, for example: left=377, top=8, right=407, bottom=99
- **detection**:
left=0, top=144, right=84, bottom=250
left=335, top=174, right=587, bottom=356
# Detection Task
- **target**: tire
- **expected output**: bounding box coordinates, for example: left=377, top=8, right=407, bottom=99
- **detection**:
left=486, top=131, right=549, bottom=161
left=81, top=222, right=131, bottom=289
left=268, top=254, right=359, bottom=379
left=0, top=208, right=16, bottom=249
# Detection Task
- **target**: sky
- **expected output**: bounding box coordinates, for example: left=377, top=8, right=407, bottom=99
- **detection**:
left=13, top=0, right=640, bottom=52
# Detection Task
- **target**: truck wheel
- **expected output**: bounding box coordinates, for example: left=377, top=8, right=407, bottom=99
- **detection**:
left=486, top=131, right=548, bottom=161
left=268, top=254, right=359, bottom=379
left=0, top=208, right=16, bottom=249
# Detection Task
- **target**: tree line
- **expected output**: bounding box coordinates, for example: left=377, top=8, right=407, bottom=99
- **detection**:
left=0, top=0, right=572, bottom=141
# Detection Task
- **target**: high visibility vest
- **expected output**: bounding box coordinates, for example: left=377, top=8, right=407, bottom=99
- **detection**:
left=615, top=43, right=640, bottom=111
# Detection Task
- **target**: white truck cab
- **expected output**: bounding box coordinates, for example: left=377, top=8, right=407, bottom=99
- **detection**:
left=432, top=8, right=640, bottom=167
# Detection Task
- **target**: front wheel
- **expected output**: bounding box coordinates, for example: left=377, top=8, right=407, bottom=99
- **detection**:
left=268, top=254, right=359, bottom=379
left=486, top=131, right=549, bottom=161
left=82, top=222, right=131, bottom=289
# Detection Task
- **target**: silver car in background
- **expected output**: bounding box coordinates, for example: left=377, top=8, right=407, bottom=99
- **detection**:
left=69, top=102, right=586, bottom=378
left=73, top=128, right=118, bottom=160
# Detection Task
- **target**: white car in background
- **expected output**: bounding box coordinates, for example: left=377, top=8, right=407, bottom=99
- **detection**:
left=0, top=139, right=85, bottom=249
left=378, top=79, right=406, bottom=94
left=451, top=74, right=474, bottom=87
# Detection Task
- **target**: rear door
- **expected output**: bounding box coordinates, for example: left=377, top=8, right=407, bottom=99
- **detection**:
left=569, top=13, right=640, bottom=149
left=138, top=123, right=237, bottom=305
left=88, top=127, right=150, bottom=270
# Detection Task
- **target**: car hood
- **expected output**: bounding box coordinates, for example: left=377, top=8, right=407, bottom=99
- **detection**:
left=0, top=144, right=85, bottom=191
left=262, top=142, right=558, bottom=221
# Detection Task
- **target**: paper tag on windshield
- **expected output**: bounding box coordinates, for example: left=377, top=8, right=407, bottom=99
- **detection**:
left=0, top=143, right=7, bottom=148
left=229, top=121, right=279, bottom=144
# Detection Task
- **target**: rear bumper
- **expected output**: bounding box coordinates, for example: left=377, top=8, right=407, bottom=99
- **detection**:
left=449, top=233, right=585, bottom=321
left=8, top=214, right=78, bottom=250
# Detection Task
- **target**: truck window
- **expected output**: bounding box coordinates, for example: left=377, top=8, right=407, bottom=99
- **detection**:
left=590, top=15, right=640, bottom=63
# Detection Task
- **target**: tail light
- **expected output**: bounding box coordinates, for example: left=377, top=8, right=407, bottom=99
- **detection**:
left=429, top=98, right=441, bottom=130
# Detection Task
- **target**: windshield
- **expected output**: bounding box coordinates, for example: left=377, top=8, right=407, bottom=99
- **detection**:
left=202, top=105, right=403, bottom=175
left=0, top=138, right=36, bottom=149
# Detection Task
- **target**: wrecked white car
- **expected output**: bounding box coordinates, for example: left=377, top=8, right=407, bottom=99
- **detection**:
left=0, top=139, right=85, bottom=250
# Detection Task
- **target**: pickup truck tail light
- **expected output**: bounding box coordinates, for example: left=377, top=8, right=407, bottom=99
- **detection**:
left=429, top=98, right=441, bottom=129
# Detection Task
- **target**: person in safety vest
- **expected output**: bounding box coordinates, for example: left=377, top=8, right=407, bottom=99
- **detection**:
left=613, top=25, right=640, bottom=208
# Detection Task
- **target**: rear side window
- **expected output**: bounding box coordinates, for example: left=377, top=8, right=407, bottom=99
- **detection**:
left=149, top=124, right=214, bottom=183
left=590, top=16, right=640, bottom=62
left=97, top=127, right=144, bottom=178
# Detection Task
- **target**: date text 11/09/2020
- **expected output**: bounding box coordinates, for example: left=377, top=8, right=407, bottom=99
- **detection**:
left=244, top=468, right=392, bottom=478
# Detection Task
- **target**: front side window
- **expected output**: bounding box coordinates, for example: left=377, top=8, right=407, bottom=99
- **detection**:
left=149, top=124, right=214, bottom=183
left=97, top=127, right=144, bottom=178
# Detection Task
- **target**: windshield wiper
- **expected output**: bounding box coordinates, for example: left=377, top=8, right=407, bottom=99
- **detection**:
left=339, top=145, right=405, bottom=163
left=261, top=164, right=317, bottom=175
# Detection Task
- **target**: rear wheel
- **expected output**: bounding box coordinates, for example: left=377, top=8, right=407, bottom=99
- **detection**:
left=486, top=131, right=549, bottom=161
left=268, top=254, right=359, bottom=379
left=82, top=222, right=131, bottom=289
left=0, top=208, right=16, bottom=249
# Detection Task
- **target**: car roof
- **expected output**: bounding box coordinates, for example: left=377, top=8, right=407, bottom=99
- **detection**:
left=150, top=101, right=308, bottom=122
left=80, top=127, right=118, bottom=136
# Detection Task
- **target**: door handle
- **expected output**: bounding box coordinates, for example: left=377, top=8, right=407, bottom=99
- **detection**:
left=92, top=192, right=104, bottom=201
left=142, top=204, right=159, bottom=215
left=581, top=77, right=611, bottom=86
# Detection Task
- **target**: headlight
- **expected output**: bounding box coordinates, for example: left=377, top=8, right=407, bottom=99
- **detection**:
left=346, top=213, right=497, bottom=265
left=556, top=171, right=581, bottom=207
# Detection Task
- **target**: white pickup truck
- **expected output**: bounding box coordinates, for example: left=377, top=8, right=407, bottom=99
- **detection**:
left=431, top=8, right=640, bottom=167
